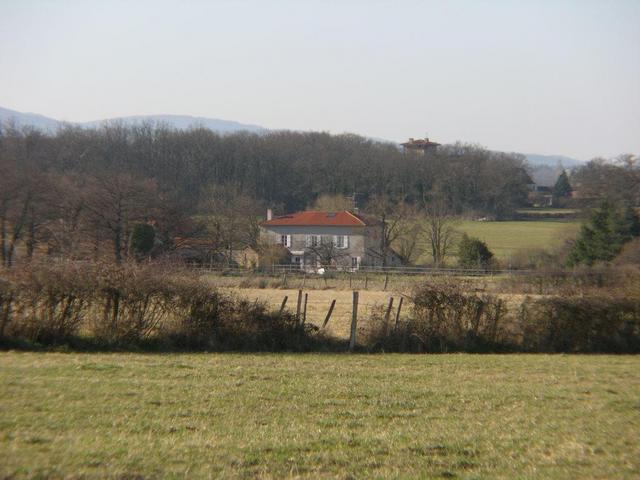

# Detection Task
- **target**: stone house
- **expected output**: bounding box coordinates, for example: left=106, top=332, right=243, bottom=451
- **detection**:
left=259, top=210, right=401, bottom=270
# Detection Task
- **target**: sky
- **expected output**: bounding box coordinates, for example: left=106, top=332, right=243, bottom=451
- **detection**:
left=0, top=0, right=639, bottom=160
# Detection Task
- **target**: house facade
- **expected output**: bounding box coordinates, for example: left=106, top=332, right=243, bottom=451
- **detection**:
left=259, top=210, right=401, bottom=270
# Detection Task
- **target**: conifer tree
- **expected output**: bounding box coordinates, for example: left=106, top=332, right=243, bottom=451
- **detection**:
left=553, top=169, right=572, bottom=198
left=567, top=201, right=640, bottom=266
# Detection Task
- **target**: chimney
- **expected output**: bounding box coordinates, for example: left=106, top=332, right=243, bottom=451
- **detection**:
left=266, top=208, right=273, bottom=221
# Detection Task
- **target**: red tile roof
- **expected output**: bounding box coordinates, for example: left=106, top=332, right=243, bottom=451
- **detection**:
left=260, top=211, right=372, bottom=227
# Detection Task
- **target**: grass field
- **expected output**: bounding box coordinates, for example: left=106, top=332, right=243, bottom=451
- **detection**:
left=1, top=352, right=638, bottom=479
left=455, top=219, right=580, bottom=261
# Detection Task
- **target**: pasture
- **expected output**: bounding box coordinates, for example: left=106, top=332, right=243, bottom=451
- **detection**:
left=455, top=219, right=580, bottom=261
left=1, top=352, right=638, bottom=479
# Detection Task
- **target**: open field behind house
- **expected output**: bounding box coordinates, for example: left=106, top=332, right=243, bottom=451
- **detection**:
left=1, top=352, right=638, bottom=479
left=222, top=287, right=400, bottom=340
left=220, top=286, right=534, bottom=341
left=453, top=219, right=581, bottom=261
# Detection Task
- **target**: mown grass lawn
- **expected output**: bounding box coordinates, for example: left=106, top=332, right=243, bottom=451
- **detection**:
left=1, top=353, right=638, bottom=479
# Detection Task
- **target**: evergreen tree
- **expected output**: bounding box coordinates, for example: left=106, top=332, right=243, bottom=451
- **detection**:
left=130, top=223, right=156, bottom=259
left=567, top=201, right=640, bottom=266
left=457, top=234, right=494, bottom=269
left=553, top=169, right=572, bottom=198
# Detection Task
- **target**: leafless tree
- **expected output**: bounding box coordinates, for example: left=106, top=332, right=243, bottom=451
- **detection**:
left=199, top=185, right=263, bottom=264
left=306, top=239, right=350, bottom=268
left=83, top=173, right=158, bottom=263
left=365, top=195, right=415, bottom=266
left=421, top=195, right=458, bottom=267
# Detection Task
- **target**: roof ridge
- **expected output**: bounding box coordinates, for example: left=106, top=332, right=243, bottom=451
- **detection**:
left=344, top=210, right=367, bottom=226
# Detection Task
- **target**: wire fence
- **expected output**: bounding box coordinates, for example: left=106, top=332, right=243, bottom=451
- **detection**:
left=189, top=263, right=562, bottom=277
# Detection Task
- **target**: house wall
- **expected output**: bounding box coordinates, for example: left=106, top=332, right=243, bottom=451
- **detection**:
left=259, top=224, right=400, bottom=268
left=260, top=225, right=365, bottom=266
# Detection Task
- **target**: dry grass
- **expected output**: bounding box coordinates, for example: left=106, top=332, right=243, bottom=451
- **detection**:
left=223, top=287, right=397, bottom=340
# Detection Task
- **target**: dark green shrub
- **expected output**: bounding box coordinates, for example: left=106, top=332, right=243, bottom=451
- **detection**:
left=130, top=223, right=155, bottom=258
left=457, top=234, right=494, bottom=270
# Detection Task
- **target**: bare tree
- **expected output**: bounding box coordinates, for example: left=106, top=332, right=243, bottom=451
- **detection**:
left=199, top=185, right=263, bottom=265
left=306, top=238, right=350, bottom=268
left=365, top=195, right=415, bottom=266
left=84, top=173, right=158, bottom=263
left=421, top=196, right=458, bottom=267
left=312, top=193, right=354, bottom=211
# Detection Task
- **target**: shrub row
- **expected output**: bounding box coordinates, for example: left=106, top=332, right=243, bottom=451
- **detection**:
left=368, top=282, right=640, bottom=353
left=2, top=263, right=638, bottom=353
left=0, top=262, right=325, bottom=351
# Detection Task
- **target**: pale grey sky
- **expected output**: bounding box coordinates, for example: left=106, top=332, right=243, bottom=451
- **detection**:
left=1, top=0, right=638, bottom=159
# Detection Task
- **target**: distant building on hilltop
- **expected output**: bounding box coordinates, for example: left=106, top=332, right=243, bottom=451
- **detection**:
left=401, top=136, right=440, bottom=155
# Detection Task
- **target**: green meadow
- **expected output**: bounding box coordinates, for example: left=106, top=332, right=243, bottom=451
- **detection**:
left=1, top=352, right=638, bottom=479
left=456, top=219, right=580, bottom=261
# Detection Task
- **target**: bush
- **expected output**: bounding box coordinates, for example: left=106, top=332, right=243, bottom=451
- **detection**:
left=457, top=234, right=494, bottom=270
left=368, top=282, right=508, bottom=352
left=519, top=295, right=640, bottom=353
left=130, top=223, right=156, bottom=258
left=4, top=264, right=93, bottom=344
left=0, top=262, right=327, bottom=351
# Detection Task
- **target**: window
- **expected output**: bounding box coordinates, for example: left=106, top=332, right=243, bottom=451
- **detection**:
left=334, top=235, right=349, bottom=249
left=351, top=256, right=360, bottom=269
left=280, top=234, right=291, bottom=247
left=306, top=235, right=321, bottom=247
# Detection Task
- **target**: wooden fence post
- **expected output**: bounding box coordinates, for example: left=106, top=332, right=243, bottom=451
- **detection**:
left=383, top=274, right=389, bottom=291
left=384, top=297, right=394, bottom=335
left=279, top=296, right=288, bottom=314
left=302, top=293, right=308, bottom=324
left=302, top=274, right=306, bottom=289
left=282, top=273, right=288, bottom=288
left=322, top=299, right=336, bottom=329
left=394, top=297, right=404, bottom=330
left=349, top=291, right=359, bottom=352
left=296, top=289, right=303, bottom=322
left=364, top=275, right=368, bottom=290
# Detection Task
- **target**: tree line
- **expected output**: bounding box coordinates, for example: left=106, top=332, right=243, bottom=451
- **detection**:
left=0, top=122, right=532, bottom=265
left=1, top=121, right=636, bottom=267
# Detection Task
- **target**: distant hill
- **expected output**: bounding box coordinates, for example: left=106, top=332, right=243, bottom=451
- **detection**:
left=1, top=106, right=587, bottom=169
left=0, top=106, right=62, bottom=131
left=0, top=106, right=265, bottom=134
left=524, top=153, right=584, bottom=168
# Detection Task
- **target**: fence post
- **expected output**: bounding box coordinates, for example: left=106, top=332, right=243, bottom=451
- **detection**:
left=296, top=289, right=303, bottom=323
left=302, top=293, right=308, bottom=324
left=394, top=297, right=403, bottom=330
left=322, top=299, right=336, bottom=329
left=384, top=274, right=389, bottom=291
left=364, top=274, right=368, bottom=290
left=384, top=297, right=394, bottom=335
left=302, top=274, right=306, bottom=289
left=279, top=295, right=288, bottom=314
left=349, top=291, right=359, bottom=352
left=282, top=273, right=288, bottom=288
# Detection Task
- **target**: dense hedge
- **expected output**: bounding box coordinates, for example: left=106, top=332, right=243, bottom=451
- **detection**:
left=367, top=282, right=640, bottom=353
left=2, top=264, right=638, bottom=353
left=0, top=263, right=326, bottom=351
